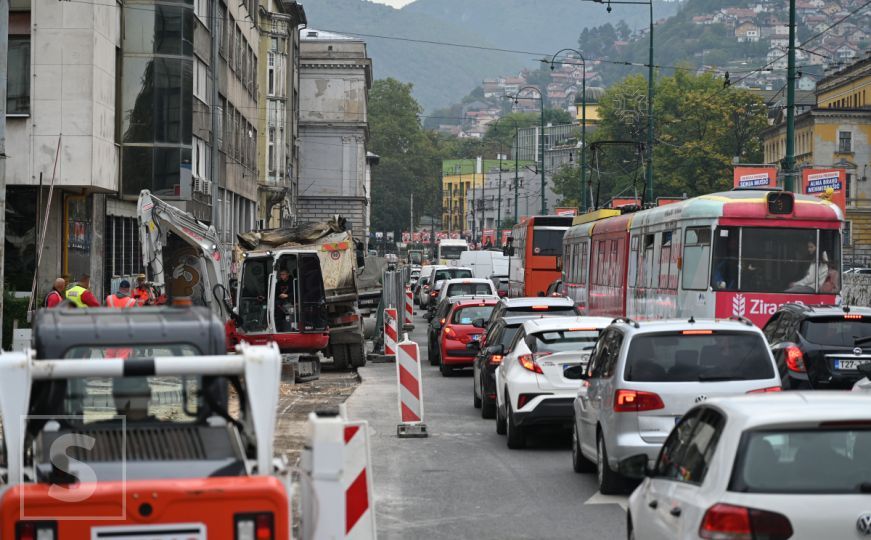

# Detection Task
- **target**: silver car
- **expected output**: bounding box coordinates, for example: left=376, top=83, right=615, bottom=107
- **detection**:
left=572, top=318, right=782, bottom=494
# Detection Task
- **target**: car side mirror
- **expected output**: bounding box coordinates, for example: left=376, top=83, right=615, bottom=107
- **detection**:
left=618, top=454, right=653, bottom=480
left=472, top=318, right=486, bottom=328
left=486, top=344, right=504, bottom=356
left=563, top=364, right=587, bottom=380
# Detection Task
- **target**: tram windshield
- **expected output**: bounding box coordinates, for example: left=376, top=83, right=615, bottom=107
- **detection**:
left=711, top=227, right=841, bottom=294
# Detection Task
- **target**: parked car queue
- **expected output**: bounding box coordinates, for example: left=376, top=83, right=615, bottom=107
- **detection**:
left=420, top=283, right=871, bottom=540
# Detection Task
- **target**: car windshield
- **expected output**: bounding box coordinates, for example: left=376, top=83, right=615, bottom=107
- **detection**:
left=441, top=246, right=467, bottom=260
left=530, top=329, right=600, bottom=354
left=435, top=269, right=473, bottom=281
left=452, top=305, right=495, bottom=324
left=801, top=317, right=871, bottom=347
left=731, top=429, right=871, bottom=494
left=532, top=228, right=567, bottom=257
left=447, top=283, right=492, bottom=297
left=624, top=332, right=774, bottom=382
left=58, top=345, right=210, bottom=425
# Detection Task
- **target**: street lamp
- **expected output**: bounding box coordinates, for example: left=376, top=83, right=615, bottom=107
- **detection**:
left=587, top=0, right=655, bottom=205
left=543, top=48, right=588, bottom=212
left=507, top=86, right=547, bottom=214
left=491, top=116, right=521, bottom=230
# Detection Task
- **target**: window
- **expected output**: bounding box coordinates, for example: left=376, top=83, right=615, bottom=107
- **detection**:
left=682, top=227, right=711, bottom=290
left=193, top=58, right=210, bottom=104
left=640, top=234, right=656, bottom=288
left=7, top=35, right=30, bottom=114
left=228, top=15, right=236, bottom=68
left=219, top=2, right=228, bottom=57
left=192, top=136, right=209, bottom=183
left=267, top=52, right=275, bottom=96
left=528, top=329, right=601, bottom=355
left=194, top=0, right=208, bottom=24
left=839, top=131, right=852, bottom=153
left=659, top=231, right=673, bottom=289
left=595, top=241, right=605, bottom=285
left=267, top=127, right=275, bottom=173
left=104, top=216, right=143, bottom=286
left=451, top=305, right=496, bottom=324
left=656, top=408, right=725, bottom=485
left=801, top=317, right=871, bottom=347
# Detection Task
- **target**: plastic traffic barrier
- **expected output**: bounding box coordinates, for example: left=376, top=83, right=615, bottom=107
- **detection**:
left=396, top=334, right=428, bottom=438
left=300, top=407, right=376, bottom=540
left=383, top=306, right=398, bottom=359
left=403, top=287, right=414, bottom=330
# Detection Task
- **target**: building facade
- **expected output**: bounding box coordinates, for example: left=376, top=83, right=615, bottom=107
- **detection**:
left=5, top=0, right=262, bottom=298
left=255, top=0, right=305, bottom=228
left=762, top=52, right=871, bottom=267
left=297, top=29, right=372, bottom=241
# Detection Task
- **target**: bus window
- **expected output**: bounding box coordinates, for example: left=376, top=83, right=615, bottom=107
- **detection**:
left=532, top=228, right=565, bottom=256
left=711, top=227, right=739, bottom=291
left=659, top=231, right=673, bottom=289
left=682, top=227, right=711, bottom=291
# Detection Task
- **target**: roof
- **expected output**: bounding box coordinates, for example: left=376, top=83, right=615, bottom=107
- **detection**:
left=443, top=278, right=494, bottom=287
left=453, top=297, right=499, bottom=307
left=706, top=392, right=871, bottom=428
left=522, top=316, right=614, bottom=332
left=612, top=317, right=762, bottom=334
left=500, top=296, right=575, bottom=307
left=778, top=303, right=871, bottom=317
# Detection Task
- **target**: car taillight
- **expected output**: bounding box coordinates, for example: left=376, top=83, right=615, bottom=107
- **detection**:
left=489, top=354, right=503, bottom=365
left=518, top=353, right=549, bottom=374
left=785, top=346, right=806, bottom=372
left=431, top=291, right=438, bottom=297
left=15, top=522, right=56, bottom=540
left=235, top=512, right=275, bottom=540
left=443, top=326, right=457, bottom=338
left=613, top=389, right=664, bottom=412
left=747, top=386, right=782, bottom=393
left=699, top=503, right=792, bottom=540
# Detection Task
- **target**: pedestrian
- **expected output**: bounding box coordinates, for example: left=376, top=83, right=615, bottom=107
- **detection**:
left=106, top=280, right=137, bottom=308
left=132, top=273, right=154, bottom=306
left=66, top=274, right=101, bottom=308
left=43, top=277, right=67, bottom=308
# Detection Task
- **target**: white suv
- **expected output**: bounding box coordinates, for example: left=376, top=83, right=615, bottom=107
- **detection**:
left=573, top=317, right=782, bottom=494
left=435, top=278, right=497, bottom=305
left=495, top=316, right=613, bottom=449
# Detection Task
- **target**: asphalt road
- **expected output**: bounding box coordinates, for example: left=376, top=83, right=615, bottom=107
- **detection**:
left=346, top=310, right=629, bottom=540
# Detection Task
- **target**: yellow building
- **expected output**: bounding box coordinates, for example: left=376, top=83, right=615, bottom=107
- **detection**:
left=574, top=86, right=604, bottom=126
left=442, top=172, right=485, bottom=233
left=762, top=53, right=871, bottom=266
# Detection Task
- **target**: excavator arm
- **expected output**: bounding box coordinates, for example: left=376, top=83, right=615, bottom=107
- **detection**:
left=137, top=189, right=232, bottom=321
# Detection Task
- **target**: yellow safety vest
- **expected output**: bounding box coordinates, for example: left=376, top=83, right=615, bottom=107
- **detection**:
left=66, top=285, right=88, bottom=308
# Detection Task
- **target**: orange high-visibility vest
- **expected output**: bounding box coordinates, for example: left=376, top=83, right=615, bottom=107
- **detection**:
left=106, top=294, right=137, bottom=309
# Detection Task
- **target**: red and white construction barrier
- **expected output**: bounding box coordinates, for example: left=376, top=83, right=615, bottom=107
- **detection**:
left=396, top=335, right=428, bottom=438
left=300, top=408, right=377, bottom=540
left=403, top=287, right=414, bottom=330
left=383, top=307, right=398, bottom=358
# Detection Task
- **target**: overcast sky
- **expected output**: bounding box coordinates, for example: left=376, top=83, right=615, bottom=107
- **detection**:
left=369, top=0, right=415, bottom=8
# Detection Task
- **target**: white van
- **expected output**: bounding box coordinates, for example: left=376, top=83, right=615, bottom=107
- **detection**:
left=459, top=250, right=509, bottom=279
left=438, top=239, right=469, bottom=266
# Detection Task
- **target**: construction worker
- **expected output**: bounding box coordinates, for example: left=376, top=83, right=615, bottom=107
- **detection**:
left=132, top=274, right=154, bottom=306
left=43, top=277, right=67, bottom=308
left=66, top=274, right=101, bottom=308
left=106, top=280, right=137, bottom=308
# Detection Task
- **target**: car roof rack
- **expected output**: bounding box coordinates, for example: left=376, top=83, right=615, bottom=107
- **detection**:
left=728, top=315, right=754, bottom=326
left=611, top=317, right=639, bottom=329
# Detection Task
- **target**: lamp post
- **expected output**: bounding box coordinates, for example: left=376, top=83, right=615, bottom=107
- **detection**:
left=589, top=0, right=654, bottom=205
left=508, top=86, right=547, bottom=214
left=543, top=48, right=587, bottom=212
left=491, top=116, right=520, bottom=230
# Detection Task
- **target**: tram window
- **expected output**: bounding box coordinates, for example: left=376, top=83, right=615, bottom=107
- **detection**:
left=641, top=234, right=656, bottom=288
left=595, top=241, right=606, bottom=285
left=711, top=227, right=739, bottom=291
left=579, top=242, right=588, bottom=285
left=683, top=227, right=712, bottom=291
left=659, top=231, right=673, bottom=289
left=742, top=228, right=840, bottom=294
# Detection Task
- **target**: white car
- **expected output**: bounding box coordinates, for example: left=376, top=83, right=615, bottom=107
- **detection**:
left=495, top=316, right=613, bottom=449
left=435, top=278, right=497, bottom=305
left=416, top=265, right=445, bottom=307
left=626, top=392, right=871, bottom=540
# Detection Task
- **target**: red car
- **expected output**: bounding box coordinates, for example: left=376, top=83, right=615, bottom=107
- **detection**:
left=439, top=298, right=498, bottom=377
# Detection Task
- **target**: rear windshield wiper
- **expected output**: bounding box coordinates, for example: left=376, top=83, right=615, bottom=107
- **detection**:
left=854, top=336, right=871, bottom=346
left=698, top=375, right=746, bottom=382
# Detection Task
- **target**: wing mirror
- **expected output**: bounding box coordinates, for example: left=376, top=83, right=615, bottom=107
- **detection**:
left=472, top=318, right=486, bottom=328
left=617, top=454, right=653, bottom=480
left=485, top=344, right=504, bottom=356
left=563, top=364, right=588, bottom=380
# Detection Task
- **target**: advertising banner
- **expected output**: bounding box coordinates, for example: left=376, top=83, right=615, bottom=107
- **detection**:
left=733, top=166, right=777, bottom=189
left=402, top=232, right=411, bottom=243
left=482, top=229, right=496, bottom=247
left=657, top=197, right=685, bottom=206
left=501, top=229, right=512, bottom=245
left=715, top=292, right=837, bottom=327
left=555, top=207, right=578, bottom=216
left=611, top=197, right=641, bottom=208
left=801, top=168, right=846, bottom=213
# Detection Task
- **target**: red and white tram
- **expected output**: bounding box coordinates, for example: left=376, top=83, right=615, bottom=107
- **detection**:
left=562, top=190, right=843, bottom=326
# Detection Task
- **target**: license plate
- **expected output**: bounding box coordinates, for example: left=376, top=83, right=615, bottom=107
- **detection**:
left=472, top=334, right=481, bottom=341
left=834, top=359, right=871, bottom=370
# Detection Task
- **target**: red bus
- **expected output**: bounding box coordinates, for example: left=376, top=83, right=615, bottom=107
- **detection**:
left=562, top=190, right=843, bottom=326
left=507, top=216, right=574, bottom=297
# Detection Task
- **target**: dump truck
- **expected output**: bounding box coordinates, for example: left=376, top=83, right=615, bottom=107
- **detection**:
left=237, top=217, right=367, bottom=370
left=0, top=307, right=292, bottom=538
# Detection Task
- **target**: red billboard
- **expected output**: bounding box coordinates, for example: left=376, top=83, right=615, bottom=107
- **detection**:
left=657, top=197, right=685, bottom=206
left=733, top=166, right=777, bottom=189
left=501, top=229, right=512, bottom=245
left=555, top=207, right=578, bottom=216
left=481, top=229, right=497, bottom=247
left=802, top=168, right=846, bottom=213
left=610, top=197, right=641, bottom=208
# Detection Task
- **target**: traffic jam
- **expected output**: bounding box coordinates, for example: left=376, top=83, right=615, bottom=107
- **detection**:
left=411, top=188, right=871, bottom=540
left=3, top=187, right=871, bottom=540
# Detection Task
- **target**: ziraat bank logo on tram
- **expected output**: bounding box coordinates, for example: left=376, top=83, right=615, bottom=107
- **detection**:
left=718, top=292, right=832, bottom=325
left=731, top=293, right=786, bottom=317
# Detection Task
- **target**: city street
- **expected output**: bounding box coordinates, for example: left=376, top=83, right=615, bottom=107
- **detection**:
left=346, top=311, right=628, bottom=540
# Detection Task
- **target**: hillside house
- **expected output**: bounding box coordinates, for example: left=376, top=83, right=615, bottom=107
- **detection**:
left=736, top=22, right=761, bottom=42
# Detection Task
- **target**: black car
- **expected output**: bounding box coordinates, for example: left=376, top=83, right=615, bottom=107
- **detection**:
left=471, top=315, right=533, bottom=419
left=763, top=304, right=871, bottom=389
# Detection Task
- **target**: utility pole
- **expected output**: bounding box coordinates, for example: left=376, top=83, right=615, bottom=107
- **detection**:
left=0, top=0, right=9, bottom=345
left=646, top=0, right=654, bottom=205
left=209, top=0, right=222, bottom=235
left=472, top=157, right=478, bottom=244
left=410, top=192, right=414, bottom=243
left=784, top=0, right=797, bottom=192
left=497, top=151, right=502, bottom=231
left=514, top=129, right=519, bottom=223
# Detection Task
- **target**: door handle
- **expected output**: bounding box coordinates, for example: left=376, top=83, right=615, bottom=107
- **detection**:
left=648, top=500, right=658, bottom=509
left=670, top=507, right=682, bottom=517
